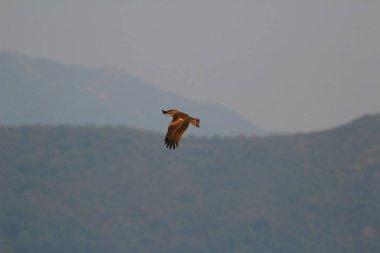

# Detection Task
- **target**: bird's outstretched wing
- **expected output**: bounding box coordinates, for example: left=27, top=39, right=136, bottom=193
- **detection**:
left=164, top=118, right=190, bottom=149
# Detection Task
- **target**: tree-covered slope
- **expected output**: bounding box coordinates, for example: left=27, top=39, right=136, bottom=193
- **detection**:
left=0, top=114, right=379, bottom=253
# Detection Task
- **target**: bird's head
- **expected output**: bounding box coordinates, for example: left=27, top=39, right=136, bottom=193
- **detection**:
left=162, top=109, right=175, bottom=117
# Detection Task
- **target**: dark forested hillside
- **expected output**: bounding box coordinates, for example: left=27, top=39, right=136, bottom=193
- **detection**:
left=1, top=114, right=379, bottom=253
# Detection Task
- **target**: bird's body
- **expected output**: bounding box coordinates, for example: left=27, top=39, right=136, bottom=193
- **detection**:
left=162, top=109, right=200, bottom=149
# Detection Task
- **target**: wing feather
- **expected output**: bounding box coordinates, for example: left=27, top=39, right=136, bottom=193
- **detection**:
left=164, top=118, right=189, bottom=149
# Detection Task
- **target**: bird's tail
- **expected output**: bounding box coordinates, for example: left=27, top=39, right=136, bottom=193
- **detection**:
left=190, top=117, right=200, bottom=128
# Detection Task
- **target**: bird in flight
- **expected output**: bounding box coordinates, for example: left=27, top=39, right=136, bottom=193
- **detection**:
left=162, top=109, right=200, bottom=149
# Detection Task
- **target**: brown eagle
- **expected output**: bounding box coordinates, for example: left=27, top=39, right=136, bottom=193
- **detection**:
left=162, top=109, right=200, bottom=149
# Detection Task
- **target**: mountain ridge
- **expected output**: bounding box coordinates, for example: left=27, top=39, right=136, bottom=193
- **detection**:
left=0, top=51, right=265, bottom=136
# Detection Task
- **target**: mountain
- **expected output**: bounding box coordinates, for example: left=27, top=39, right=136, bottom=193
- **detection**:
left=0, top=114, right=379, bottom=253
left=0, top=52, right=265, bottom=136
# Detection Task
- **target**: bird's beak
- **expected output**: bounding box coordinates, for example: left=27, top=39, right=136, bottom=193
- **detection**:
left=162, top=109, right=168, bottom=115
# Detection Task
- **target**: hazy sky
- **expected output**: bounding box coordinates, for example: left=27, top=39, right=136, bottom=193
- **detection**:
left=1, top=0, right=379, bottom=132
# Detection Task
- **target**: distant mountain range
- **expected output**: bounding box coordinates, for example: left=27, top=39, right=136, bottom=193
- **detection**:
left=0, top=114, right=379, bottom=253
left=0, top=52, right=265, bottom=136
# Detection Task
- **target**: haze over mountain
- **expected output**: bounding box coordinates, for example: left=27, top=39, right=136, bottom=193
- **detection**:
left=1, top=114, right=379, bottom=253
left=0, top=52, right=265, bottom=136
left=1, top=1, right=379, bottom=132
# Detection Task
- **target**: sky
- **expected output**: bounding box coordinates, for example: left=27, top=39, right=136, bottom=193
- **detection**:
left=0, top=0, right=379, bottom=132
